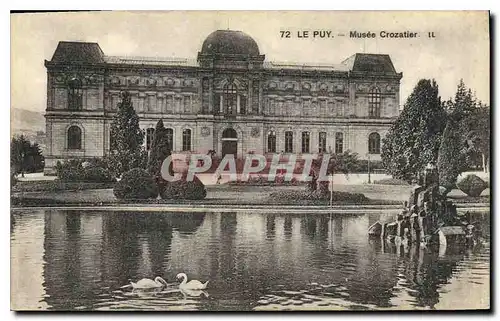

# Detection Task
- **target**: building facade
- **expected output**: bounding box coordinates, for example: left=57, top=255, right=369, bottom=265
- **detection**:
left=44, top=29, right=402, bottom=174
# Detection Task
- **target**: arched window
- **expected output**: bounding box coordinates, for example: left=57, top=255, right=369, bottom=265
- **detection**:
left=267, top=131, right=276, bottom=153
left=285, top=131, right=293, bottom=153
left=301, top=132, right=310, bottom=153
left=318, top=132, right=327, bottom=153
left=335, top=132, right=343, bottom=154
left=166, top=128, right=174, bottom=150
left=368, top=87, right=381, bottom=118
left=368, top=132, right=381, bottom=154
left=67, top=125, right=82, bottom=150
left=182, top=129, right=191, bottom=151
left=68, top=78, right=83, bottom=110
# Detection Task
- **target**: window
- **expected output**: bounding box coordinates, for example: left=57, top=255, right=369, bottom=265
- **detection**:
left=182, top=129, right=191, bottom=151
left=146, top=128, right=155, bottom=151
left=267, top=131, right=276, bottom=153
left=368, top=132, right=381, bottom=154
left=223, top=82, right=238, bottom=115
left=183, top=96, right=191, bottom=113
left=240, top=96, right=246, bottom=114
left=368, top=87, right=382, bottom=118
left=285, top=131, right=293, bottom=153
left=318, top=132, right=327, bottom=153
left=319, top=100, right=327, bottom=117
left=166, top=128, right=174, bottom=150
left=67, top=125, right=82, bottom=150
left=166, top=95, right=173, bottom=113
left=301, top=132, right=310, bottom=153
left=68, top=78, right=83, bottom=110
left=335, top=132, right=343, bottom=154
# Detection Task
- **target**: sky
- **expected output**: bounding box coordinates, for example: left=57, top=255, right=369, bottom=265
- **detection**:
left=10, top=11, right=490, bottom=113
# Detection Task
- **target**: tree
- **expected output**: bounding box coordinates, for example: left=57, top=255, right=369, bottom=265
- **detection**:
left=463, top=104, right=490, bottom=173
left=313, top=150, right=360, bottom=193
left=437, top=80, right=488, bottom=192
left=382, top=79, right=446, bottom=183
left=10, top=135, right=44, bottom=176
left=108, top=91, right=147, bottom=177
left=147, top=119, right=172, bottom=188
left=437, top=119, right=467, bottom=194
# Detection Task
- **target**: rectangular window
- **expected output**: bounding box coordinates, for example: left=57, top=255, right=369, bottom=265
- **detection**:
left=319, top=100, right=327, bottom=117
left=183, top=96, right=191, bottom=113
left=319, top=132, right=327, bottom=153
left=303, top=99, right=311, bottom=116
left=182, top=129, right=191, bottom=151
left=166, top=95, right=173, bottom=113
left=146, top=128, right=155, bottom=151
left=335, top=132, right=344, bottom=154
left=301, top=132, right=310, bottom=153
left=267, top=131, right=276, bottom=153
left=166, top=128, right=174, bottom=150
left=285, top=131, right=293, bottom=153
left=369, top=88, right=382, bottom=118
left=240, top=96, right=246, bottom=114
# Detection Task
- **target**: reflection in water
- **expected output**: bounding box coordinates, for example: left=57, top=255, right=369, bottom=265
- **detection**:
left=10, top=210, right=489, bottom=311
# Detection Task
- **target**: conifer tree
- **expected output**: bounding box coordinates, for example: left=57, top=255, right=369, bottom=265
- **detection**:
left=108, top=91, right=147, bottom=177
left=147, top=119, right=172, bottom=182
left=381, top=79, right=446, bottom=183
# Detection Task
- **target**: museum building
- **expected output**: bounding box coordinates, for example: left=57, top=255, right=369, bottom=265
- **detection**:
left=43, top=29, right=403, bottom=174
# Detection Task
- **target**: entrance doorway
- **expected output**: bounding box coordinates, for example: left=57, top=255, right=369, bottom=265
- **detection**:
left=221, top=128, right=238, bottom=158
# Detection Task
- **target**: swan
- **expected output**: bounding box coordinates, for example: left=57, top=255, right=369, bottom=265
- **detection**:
left=176, top=273, right=209, bottom=290
left=180, top=288, right=210, bottom=298
left=121, top=276, right=168, bottom=290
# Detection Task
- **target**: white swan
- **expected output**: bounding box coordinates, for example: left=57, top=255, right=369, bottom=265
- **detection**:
left=176, top=273, right=209, bottom=290
left=122, top=276, right=168, bottom=290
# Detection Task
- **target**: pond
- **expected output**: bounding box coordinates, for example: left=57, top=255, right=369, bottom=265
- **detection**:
left=10, top=209, right=490, bottom=311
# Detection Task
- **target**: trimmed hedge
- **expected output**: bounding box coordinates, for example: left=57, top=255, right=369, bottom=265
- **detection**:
left=113, top=168, right=158, bottom=200
left=456, top=174, right=488, bottom=197
left=56, top=159, right=115, bottom=183
left=373, top=178, right=409, bottom=185
left=269, top=189, right=368, bottom=203
left=160, top=175, right=207, bottom=200
left=229, top=175, right=301, bottom=186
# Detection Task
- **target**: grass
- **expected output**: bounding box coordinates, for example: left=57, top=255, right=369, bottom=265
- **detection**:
left=12, top=180, right=115, bottom=193
left=10, top=181, right=489, bottom=208
left=373, top=178, right=409, bottom=185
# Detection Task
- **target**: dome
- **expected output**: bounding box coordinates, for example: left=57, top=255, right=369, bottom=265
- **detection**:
left=201, top=30, right=260, bottom=56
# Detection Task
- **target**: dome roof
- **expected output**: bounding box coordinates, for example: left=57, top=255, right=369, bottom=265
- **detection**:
left=201, top=30, right=260, bottom=56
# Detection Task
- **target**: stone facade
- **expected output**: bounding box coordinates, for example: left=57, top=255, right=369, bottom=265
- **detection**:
left=44, top=30, right=402, bottom=174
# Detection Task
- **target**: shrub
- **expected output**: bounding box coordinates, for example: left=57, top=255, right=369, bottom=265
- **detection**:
left=373, top=178, right=409, bottom=185
left=456, top=174, right=488, bottom=197
left=269, top=189, right=368, bottom=204
left=82, top=166, right=114, bottom=183
left=56, top=159, right=83, bottom=181
left=160, top=175, right=206, bottom=200
left=56, top=159, right=115, bottom=183
left=113, top=168, right=158, bottom=200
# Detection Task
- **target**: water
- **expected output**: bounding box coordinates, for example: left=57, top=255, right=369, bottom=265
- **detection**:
left=10, top=209, right=490, bottom=311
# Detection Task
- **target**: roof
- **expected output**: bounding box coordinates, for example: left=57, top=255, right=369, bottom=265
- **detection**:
left=200, top=30, right=260, bottom=56
left=263, top=61, right=349, bottom=72
left=104, top=56, right=198, bottom=67
left=342, top=53, right=397, bottom=73
left=50, top=41, right=105, bottom=64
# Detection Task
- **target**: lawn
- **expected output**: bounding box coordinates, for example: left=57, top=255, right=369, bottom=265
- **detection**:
left=11, top=182, right=489, bottom=207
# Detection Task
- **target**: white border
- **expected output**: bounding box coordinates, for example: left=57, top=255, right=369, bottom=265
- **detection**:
left=2, top=1, right=498, bottom=320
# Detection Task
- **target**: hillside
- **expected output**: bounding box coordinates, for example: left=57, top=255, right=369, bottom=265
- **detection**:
left=11, top=107, right=45, bottom=135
